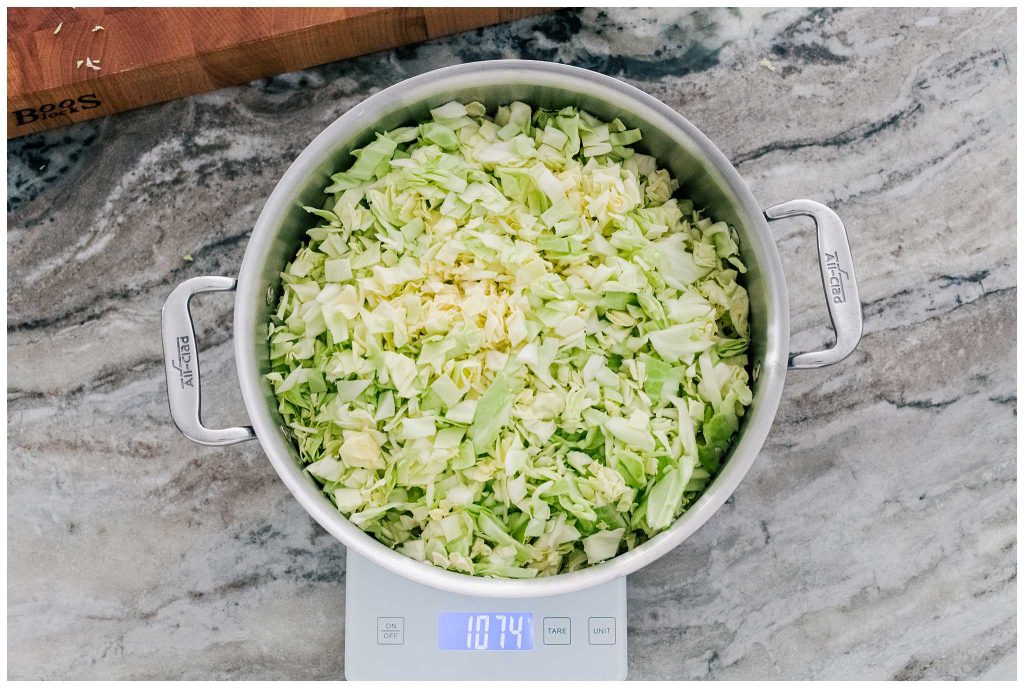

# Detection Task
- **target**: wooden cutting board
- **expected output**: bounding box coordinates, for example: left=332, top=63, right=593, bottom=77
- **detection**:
left=7, top=7, right=549, bottom=138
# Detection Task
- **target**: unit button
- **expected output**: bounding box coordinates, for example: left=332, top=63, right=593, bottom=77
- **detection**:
left=588, top=617, right=616, bottom=645
left=377, top=617, right=404, bottom=645
left=543, top=617, right=571, bottom=645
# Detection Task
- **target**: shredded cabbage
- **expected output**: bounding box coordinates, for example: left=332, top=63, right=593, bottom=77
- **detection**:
left=267, top=101, right=752, bottom=577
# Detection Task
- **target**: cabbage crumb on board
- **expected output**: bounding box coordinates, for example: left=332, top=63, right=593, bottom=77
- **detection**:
left=267, top=101, right=753, bottom=578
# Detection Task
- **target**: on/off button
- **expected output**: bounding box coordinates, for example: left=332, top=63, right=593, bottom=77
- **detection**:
left=377, top=617, right=404, bottom=645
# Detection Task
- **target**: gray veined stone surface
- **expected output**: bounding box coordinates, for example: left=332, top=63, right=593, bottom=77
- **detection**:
left=7, top=6, right=1016, bottom=680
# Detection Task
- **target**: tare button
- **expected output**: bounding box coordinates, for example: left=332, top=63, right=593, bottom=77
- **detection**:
left=588, top=617, right=616, bottom=645
left=377, top=617, right=404, bottom=645
left=543, top=617, right=571, bottom=645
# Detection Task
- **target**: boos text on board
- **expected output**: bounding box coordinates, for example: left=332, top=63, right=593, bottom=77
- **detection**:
left=11, top=93, right=102, bottom=127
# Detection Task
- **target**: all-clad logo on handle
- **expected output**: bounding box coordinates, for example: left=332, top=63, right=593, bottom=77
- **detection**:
left=824, top=250, right=850, bottom=304
left=12, top=93, right=102, bottom=126
left=172, top=336, right=195, bottom=389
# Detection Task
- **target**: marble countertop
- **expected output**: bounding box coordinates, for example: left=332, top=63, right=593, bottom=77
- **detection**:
left=7, top=7, right=1016, bottom=680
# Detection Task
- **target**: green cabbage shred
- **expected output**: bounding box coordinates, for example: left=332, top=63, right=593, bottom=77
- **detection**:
left=267, top=101, right=752, bottom=577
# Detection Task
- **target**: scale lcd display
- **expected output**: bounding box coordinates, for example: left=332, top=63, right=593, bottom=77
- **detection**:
left=438, top=612, right=534, bottom=651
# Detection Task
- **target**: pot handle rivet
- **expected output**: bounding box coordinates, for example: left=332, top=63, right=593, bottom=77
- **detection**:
left=161, top=276, right=256, bottom=445
left=764, top=199, right=863, bottom=369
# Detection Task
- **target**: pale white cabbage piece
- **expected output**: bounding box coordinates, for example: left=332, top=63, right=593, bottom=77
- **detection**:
left=268, top=101, right=752, bottom=578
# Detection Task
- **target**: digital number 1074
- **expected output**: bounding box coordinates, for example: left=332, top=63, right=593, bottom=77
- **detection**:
left=466, top=614, right=525, bottom=649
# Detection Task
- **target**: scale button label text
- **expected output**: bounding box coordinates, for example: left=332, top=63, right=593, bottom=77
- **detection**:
left=588, top=617, right=616, bottom=645
left=377, top=617, right=405, bottom=645
left=543, top=617, right=571, bottom=645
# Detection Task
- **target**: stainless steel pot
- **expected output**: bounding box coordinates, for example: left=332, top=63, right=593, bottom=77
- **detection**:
left=161, top=60, right=862, bottom=598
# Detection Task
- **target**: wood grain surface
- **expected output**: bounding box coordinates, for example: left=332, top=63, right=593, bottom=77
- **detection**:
left=7, top=7, right=548, bottom=137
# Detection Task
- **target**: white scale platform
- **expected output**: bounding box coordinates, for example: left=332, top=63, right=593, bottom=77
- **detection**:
left=344, top=552, right=628, bottom=680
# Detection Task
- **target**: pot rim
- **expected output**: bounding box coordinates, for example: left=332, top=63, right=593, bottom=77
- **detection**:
left=235, top=59, right=789, bottom=598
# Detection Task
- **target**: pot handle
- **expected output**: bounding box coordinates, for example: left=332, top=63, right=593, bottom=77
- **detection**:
left=764, top=199, right=863, bottom=369
left=161, top=276, right=256, bottom=446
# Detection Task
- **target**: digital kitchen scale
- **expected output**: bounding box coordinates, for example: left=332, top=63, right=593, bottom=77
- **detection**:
left=344, top=552, right=627, bottom=680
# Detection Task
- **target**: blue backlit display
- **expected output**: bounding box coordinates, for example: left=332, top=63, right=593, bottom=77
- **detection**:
left=437, top=612, right=534, bottom=651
